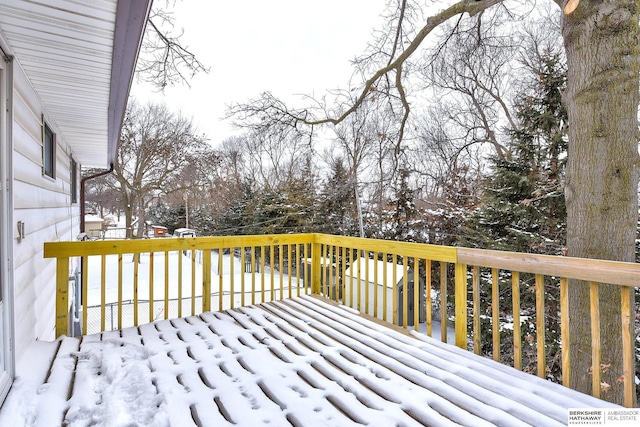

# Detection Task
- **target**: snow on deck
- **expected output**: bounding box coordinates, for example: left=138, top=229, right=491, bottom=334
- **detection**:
left=1, top=296, right=617, bottom=426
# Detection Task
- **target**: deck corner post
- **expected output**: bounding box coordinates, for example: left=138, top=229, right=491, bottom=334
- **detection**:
left=454, top=261, right=468, bottom=349
left=55, top=256, right=70, bottom=338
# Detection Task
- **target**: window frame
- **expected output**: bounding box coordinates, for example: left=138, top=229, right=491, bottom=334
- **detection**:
left=42, top=121, right=56, bottom=179
left=70, top=157, right=78, bottom=204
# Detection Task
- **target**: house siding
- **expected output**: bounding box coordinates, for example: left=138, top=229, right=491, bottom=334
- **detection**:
left=11, top=61, right=79, bottom=362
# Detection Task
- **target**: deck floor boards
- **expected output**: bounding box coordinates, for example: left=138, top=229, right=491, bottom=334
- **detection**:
left=5, top=296, right=619, bottom=426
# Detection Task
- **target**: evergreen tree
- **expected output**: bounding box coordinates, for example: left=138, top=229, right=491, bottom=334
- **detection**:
left=385, top=168, right=418, bottom=242
left=319, top=158, right=359, bottom=236
left=466, top=49, right=567, bottom=255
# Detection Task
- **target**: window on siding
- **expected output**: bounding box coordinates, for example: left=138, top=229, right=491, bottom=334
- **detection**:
left=70, top=158, right=78, bottom=204
left=43, top=123, right=56, bottom=178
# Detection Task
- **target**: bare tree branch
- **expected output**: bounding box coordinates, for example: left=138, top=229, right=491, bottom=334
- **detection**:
left=136, top=5, right=210, bottom=91
left=228, top=0, right=506, bottom=144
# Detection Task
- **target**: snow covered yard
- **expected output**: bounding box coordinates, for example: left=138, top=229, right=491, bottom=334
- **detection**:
left=0, top=295, right=617, bottom=426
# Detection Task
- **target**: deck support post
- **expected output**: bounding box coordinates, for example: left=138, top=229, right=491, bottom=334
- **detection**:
left=311, top=237, right=321, bottom=295
left=55, top=256, right=70, bottom=338
left=454, top=262, right=468, bottom=349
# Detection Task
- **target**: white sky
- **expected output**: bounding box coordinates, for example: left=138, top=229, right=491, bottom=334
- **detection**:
left=130, top=0, right=388, bottom=147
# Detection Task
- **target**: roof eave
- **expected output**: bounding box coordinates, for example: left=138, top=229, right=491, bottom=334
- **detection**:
left=107, top=0, right=153, bottom=167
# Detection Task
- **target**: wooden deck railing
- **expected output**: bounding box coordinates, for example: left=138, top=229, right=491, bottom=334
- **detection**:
left=43, top=233, right=639, bottom=406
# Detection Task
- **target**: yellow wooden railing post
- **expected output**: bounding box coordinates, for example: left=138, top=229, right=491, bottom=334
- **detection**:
left=454, top=262, right=468, bottom=349
left=202, top=249, right=211, bottom=312
left=55, top=256, right=70, bottom=338
left=620, top=286, right=635, bottom=407
left=311, top=238, right=321, bottom=294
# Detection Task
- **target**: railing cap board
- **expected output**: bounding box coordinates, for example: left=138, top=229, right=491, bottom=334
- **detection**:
left=44, top=234, right=640, bottom=287
left=457, top=247, right=640, bottom=287
left=44, top=234, right=316, bottom=258
left=314, top=234, right=458, bottom=263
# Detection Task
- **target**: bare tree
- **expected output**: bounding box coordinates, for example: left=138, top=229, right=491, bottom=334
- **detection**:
left=136, top=1, right=209, bottom=90
left=107, top=100, right=209, bottom=237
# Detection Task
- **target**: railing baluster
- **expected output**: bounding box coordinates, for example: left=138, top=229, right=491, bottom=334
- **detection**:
left=101, top=254, right=106, bottom=332
left=425, top=259, right=432, bottom=337
left=402, top=256, right=409, bottom=328
left=240, top=248, right=246, bottom=307
left=149, top=253, right=154, bottom=324
left=117, top=254, right=123, bottom=329
left=382, top=254, right=388, bottom=323
left=340, top=246, right=346, bottom=304
left=589, top=281, right=601, bottom=398
left=365, top=255, right=370, bottom=315
left=218, top=249, right=224, bottom=311
left=473, top=266, right=480, bottom=355
left=536, top=274, right=545, bottom=378
left=230, top=246, right=235, bottom=309
left=163, top=251, right=169, bottom=320
left=373, top=252, right=379, bottom=318
left=287, top=244, right=292, bottom=299
left=392, top=255, right=398, bottom=326
left=279, top=245, right=284, bottom=301
left=560, top=277, right=570, bottom=388
left=620, top=286, right=634, bottom=408
left=134, top=252, right=139, bottom=326
left=191, top=250, right=196, bottom=316
left=356, top=251, right=362, bottom=311
left=492, top=268, right=499, bottom=362
left=440, top=262, right=447, bottom=343
left=269, top=244, right=275, bottom=302
left=177, top=250, right=183, bottom=318
left=413, top=258, right=420, bottom=332
left=261, top=245, right=266, bottom=302
left=251, top=246, right=256, bottom=304
left=82, top=255, right=88, bottom=335
left=512, top=271, right=521, bottom=370
left=295, top=244, right=301, bottom=297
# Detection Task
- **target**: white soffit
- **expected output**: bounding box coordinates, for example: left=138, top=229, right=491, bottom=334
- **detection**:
left=0, top=0, right=150, bottom=168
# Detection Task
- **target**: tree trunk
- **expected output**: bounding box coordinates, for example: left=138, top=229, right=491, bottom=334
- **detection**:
left=562, top=1, right=639, bottom=405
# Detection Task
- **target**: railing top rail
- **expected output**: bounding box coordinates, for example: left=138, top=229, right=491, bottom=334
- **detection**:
left=43, top=233, right=316, bottom=258
left=458, top=247, right=640, bottom=288
left=44, top=233, right=640, bottom=287
left=313, top=233, right=458, bottom=263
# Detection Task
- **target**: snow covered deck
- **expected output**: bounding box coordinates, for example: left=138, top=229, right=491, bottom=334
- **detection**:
left=2, top=296, right=617, bottom=426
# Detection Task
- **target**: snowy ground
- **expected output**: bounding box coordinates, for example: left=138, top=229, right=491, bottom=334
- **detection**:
left=0, top=296, right=618, bottom=426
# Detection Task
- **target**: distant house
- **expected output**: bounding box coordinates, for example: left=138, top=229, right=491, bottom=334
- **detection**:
left=0, top=0, right=151, bottom=405
left=84, top=215, right=104, bottom=239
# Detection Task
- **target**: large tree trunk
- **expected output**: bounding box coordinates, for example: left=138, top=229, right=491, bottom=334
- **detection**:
left=562, top=1, right=639, bottom=405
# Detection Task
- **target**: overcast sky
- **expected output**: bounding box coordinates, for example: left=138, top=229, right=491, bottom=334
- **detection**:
left=130, top=0, right=388, bottom=146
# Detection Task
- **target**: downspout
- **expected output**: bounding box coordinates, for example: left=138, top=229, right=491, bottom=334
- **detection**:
left=73, top=163, right=113, bottom=337
left=80, top=163, right=114, bottom=233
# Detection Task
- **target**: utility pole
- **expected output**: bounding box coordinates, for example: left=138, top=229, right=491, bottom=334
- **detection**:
left=184, top=192, right=189, bottom=229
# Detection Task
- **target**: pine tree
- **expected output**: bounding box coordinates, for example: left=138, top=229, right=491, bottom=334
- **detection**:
left=319, top=158, right=359, bottom=236
left=466, top=49, right=567, bottom=255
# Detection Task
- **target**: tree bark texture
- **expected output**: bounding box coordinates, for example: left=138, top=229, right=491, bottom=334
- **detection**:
left=562, top=1, right=639, bottom=405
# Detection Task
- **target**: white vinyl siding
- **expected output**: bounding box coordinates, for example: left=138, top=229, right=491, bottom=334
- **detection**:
left=11, top=61, right=79, bottom=362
